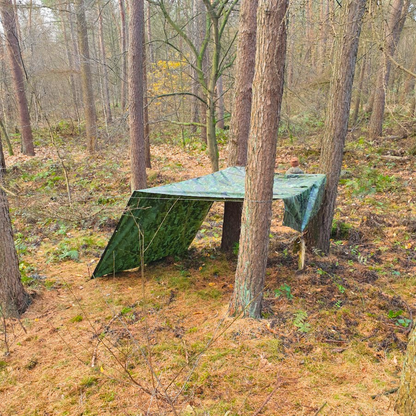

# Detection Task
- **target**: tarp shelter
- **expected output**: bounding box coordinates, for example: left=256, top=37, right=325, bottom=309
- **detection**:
left=93, top=167, right=326, bottom=277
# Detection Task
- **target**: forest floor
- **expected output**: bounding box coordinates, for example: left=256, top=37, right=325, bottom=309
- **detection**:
left=1, top=120, right=416, bottom=415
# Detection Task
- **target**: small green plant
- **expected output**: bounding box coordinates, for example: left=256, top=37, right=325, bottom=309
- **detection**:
left=233, top=242, right=239, bottom=256
left=274, top=283, right=293, bottom=300
left=397, top=318, right=412, bottom=328
left=387, top=310, right=412, bottom=328
left=293, top=310, right=311, bottom=333
left=70, top=315, right=83, bottom=323
left=343, top=167, right=402, bottom=197
left=80, top=376, right=98, bottom=388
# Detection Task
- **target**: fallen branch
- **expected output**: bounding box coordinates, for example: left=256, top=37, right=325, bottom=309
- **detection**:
left=252, top=378, right=283, bottom=416
left=380, top=155, right=410, bottom=162
left=314, top=402, right=327, bottom=415
left=371, top=387, right=399, bottom=400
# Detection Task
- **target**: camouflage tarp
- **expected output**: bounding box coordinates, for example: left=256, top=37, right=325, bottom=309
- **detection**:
left=93, top=167, right=326, bottom=277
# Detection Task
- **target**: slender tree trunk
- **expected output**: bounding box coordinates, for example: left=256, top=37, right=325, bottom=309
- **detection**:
left=146, top=2, right=154, bottom=64
left=75, top=0, right=98, bottom=153
left=205, top=9, right=220, bottom=172
left=216, top=75, right=224, bottom=129
left=119, top=0, right=127, bottom=111
left=98, top=1, right=113, bottom=124
left=368, top=0, right=406, bottom=139
left=0, top=119, right=13, bottom=155
left=351, top=51, right=367, bottom=125
left=190, top=0, right=200, bottom=134
left=143, top=15, right=151, bottom=169
left=0, top=173, right=31, bottom=317
left=306, top=0, right=366, bottom=254
left=0, top=131, right=6, bottom=173
left=59, top=6, right=80, bottom=121
left=401, top=53, right=416, bottom=108
left=221, top=0, right=258, bottom=252
left=229, top=0, right=288, bottom=319
left=0, top=0, right=35, bottom=156
left=129, top=0, right=147, bottom=191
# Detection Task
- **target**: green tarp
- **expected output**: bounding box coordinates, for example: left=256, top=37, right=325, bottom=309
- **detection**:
left=93, top=167, right=326, bottom=277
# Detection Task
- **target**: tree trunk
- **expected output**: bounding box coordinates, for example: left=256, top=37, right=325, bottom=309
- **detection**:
left=129, top=0, right=147, bottom=191
left=306, top=0, right=366, bottom=254
left=221, top=0, right=258, bottom=253
left=351, top=51, right=367, bottom=125
left=216, top=75, right=224, bottom=129
left=190, top=0, right=201, bottom=134
left=0, top=0, right=35, bottom=156
left=0, top=175, right=30, bottom=317
left=0, top=118, right=13, bottom=155
left=146, top=2, right=154, bottom=64
left=98, top=1, right=113, bottom=124
left=0, top=131, right=6, bottom=173
left=368, top=0, right=406, bottom=139
left=396, top=327, right=416, bottom=415
left=59, top=5, right=80, bottom=122
left=143, top=14, right=151, bottom=169
left=75, top=0, right=98, bottom=153
left=119, top=0, right=127, bottom=111
left=229, top=0, right=288, bottom=319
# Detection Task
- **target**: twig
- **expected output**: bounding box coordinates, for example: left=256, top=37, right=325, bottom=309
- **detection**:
left=371, top=387, right=399, bottom=400
left=252, top=378, right=283, bottom=416
left=0, top=184, right=17, bottom=197
left=314, top=402, right=327, bottom=415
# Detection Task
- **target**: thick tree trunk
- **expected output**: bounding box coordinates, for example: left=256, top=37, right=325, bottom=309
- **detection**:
left=119, top=0, right=127, bottom=111
left=221, top=0, right=258, bottom=252
left=396, top=327, right=416, bottom=414
left=0, top=177, right=30, bottom=317
left=229, top=0, right=288, bottom=319
left=75, top=0, right=98, bottom=153
left=368, top=0, right=406, bottom=139
left=0, top=0, right=35, bottom=156
left=306, top=0, right=366, bottom=254
left=129, top=0, right=147, bottom=191
left=98, top=1, right=113, bottom=124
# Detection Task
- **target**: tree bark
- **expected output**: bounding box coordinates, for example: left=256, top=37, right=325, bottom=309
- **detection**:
left=368, top=0, right=406, bottom=139
left=351, top=51, right=367, bottom=125
left=146, top=2, right=154, bottom=64
left=119, top=0, right=127, bottom=111
left=0, top=0, right=35, bottom=156
left=59, top=4, right=80, bottom=122
left=143, top=14, right=151, bottom=169
left=216, top=75, right=224, bottom=129
left=75, top=0, right=98, bottom=153
left=0, top=130, right=6, bottom=173
left=0, top=174, right=30, bottom=317
left=229, top=0, right=288, bottom=319
left=129, top=0, right=147, bottom=191
left=221, top=0, right=258, bottom=252
left=98, top=1, right=113, bottom=124
left=306, top=0, right=366, bottom=254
